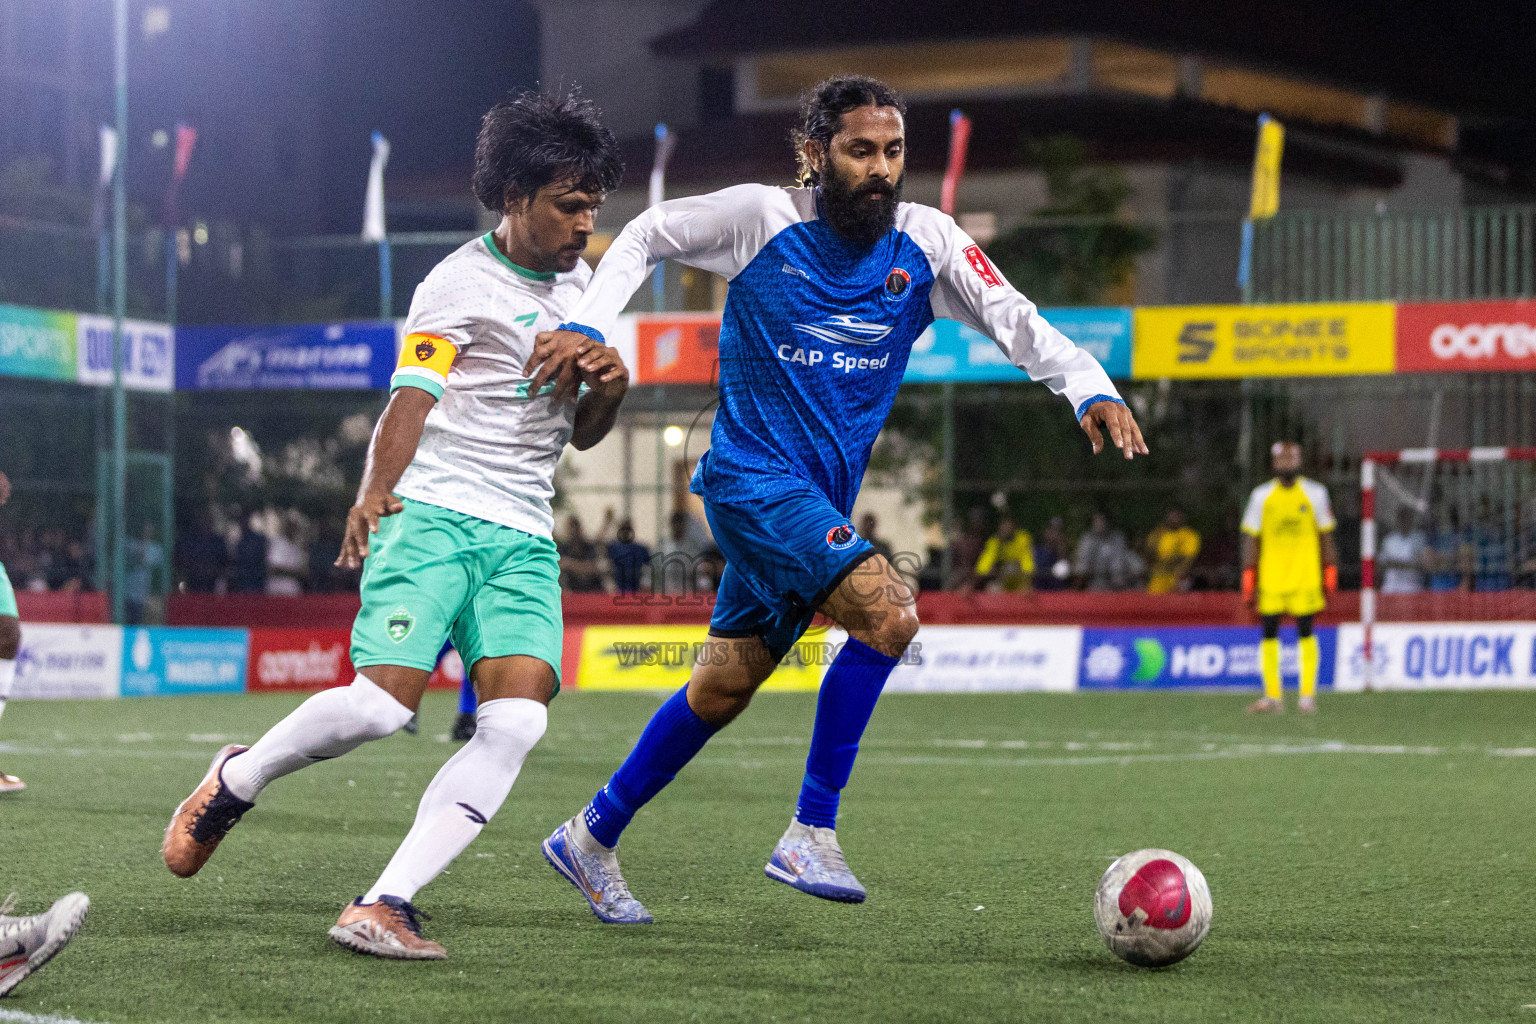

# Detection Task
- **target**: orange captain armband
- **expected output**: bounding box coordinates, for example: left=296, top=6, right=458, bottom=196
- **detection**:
left=1324, top=565, right=1338, bottom=596
left=392, top=332, right=459, bottom=398
left=1241, top=568, right=1256, bottom=602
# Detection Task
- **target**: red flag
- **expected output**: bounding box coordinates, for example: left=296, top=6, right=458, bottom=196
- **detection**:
left=163, top=123, right=197, bottom=225
left=940, top=109, right=972, bottom=216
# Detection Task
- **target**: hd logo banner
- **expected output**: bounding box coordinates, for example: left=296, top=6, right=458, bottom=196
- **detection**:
left=1079, top=626, right=1336, bottom=690
left=1133, top=303, right=1395, bottom=379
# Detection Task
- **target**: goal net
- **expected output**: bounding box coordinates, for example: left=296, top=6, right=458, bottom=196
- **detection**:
left=1353, top=447, right=1536, bottom=690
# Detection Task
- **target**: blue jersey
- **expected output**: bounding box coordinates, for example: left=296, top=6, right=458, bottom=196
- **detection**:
left=561, top=184, right=1120, bottom=515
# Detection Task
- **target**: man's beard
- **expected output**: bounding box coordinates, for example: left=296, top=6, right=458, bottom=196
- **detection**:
left=820, top=166, right=902, bottom=248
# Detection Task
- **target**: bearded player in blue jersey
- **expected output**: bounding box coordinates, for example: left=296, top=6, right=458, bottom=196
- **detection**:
left=528, top=76, right=1148, bottom=923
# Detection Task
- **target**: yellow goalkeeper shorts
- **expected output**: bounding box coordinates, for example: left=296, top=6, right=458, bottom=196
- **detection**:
left=1256, top=586, right=1325, bottom=618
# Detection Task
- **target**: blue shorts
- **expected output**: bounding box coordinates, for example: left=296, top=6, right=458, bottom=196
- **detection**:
left=705, top=485, right=874, bottom=662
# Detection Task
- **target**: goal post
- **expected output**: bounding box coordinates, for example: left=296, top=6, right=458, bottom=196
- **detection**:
left=1359, top=446, right=1536, bottom=690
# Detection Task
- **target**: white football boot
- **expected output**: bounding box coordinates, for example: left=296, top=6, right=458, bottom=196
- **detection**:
left=0, top=891, right=89, bottom=996
left=765, top=819, right=867, bottom=903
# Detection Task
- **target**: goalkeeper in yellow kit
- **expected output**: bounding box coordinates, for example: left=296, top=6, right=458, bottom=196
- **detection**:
left=1241, top=442, right=1337, bottom=714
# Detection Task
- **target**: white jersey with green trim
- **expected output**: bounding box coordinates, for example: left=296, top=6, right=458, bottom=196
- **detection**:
left=390, top=233, right=591, bottom=540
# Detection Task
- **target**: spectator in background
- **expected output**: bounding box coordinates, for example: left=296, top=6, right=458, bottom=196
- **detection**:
left=308, top=519, right=353, bottom=595
left=655, top=509, right=710, bottom=594
left=266, top=511, right=307, bottom=596
left=947, top=508, right=989, bottom=590
left=1074, top=512, right=1139, bottom=591
left=1471, top=497, right=1511, bottom=592
left=1519, top=503, right=1536, bottom=587
left=606, top=519, right=650, bottom=596
left=859, top=511, right=894, bottom=563
left=178, top=512, right=228, bottom=594
left=1378, top=508, right=1427, bottom=595
left=47, top=539, right=91, bottom=593
left=1426, top=508, right=1466, bottom=592
left=231, top=512, right=269, bottom=594
left=1033, top=516, right=1070, bottom=591
left=124, top=522, right=164, bottom=625
left=558, top=514, right=605, bottom=592
left=971, top=516, right=1034, bottom=593
left=1145, top=508, right=1201, bottom=594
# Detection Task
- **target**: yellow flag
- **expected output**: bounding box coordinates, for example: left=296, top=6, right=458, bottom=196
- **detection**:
left=1248, top=115, right=1284, bottom=220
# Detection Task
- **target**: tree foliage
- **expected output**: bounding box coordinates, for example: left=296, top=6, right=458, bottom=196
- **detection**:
left=984, top=136, right=1157, bottom=306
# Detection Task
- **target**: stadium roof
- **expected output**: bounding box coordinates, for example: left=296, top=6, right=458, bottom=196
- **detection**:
left=620, top=93, right=1406, bottom=190
left=653, top=0, right=1536, bottom=121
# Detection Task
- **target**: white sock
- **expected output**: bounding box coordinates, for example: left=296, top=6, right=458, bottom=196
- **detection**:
left=363, top=698, right=547, bottom=904
left=0, top=657, right=14, bottom=726
left=221, top=673, right=414, bottom=802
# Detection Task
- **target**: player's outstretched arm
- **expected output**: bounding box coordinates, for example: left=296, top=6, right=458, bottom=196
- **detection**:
left=336, top=387, right=436, bottom=569
left=1079, top=400, right=1149, bottom=460
left=570, top=344, right=630, bottom=450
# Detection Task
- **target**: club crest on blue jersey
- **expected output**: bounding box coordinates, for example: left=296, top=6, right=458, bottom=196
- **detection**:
left=793, top=315, right=892, bottom=347
left=885, top=267, right=910, bottom=298
left=826, top=524, right=858, bottom=551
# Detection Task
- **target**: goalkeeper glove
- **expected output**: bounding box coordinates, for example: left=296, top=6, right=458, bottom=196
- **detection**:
left=1324, top=565, right=1338, bottom=595
left=1241, top=568, right=1256, bottom=603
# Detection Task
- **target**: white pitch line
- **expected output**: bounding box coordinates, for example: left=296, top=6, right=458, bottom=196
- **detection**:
left=0, top=1009, right=112, bottom=1024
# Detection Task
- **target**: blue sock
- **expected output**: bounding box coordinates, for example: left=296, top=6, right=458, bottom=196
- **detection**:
left=457, top=664, right=476, bottom=715
left=583, top=686, right=719, bottom=848
left=796, top=637, right=900, bottom=829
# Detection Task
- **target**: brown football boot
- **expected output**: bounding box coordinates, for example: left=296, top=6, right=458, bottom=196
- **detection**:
left=1245, top=697, right=1284, bottom=715
left=162, top=743, right=253, bottom=878
left=329, top=897, right=447, bottom=960
left=0, top=772, right=25, bottom=793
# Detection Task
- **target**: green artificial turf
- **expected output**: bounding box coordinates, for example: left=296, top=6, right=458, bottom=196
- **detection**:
left=2, top=689, right=1535, bottom=1023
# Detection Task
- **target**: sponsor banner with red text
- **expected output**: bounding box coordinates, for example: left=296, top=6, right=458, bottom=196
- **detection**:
left=247, top=629, right=354, bottom=692
left=1396, top=300, right=1536, bottom=373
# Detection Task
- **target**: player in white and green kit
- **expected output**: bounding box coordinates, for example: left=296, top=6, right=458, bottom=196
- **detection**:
left=161, top=92, right=630, bottom=959
left=0, top=470, right=24, bottom=793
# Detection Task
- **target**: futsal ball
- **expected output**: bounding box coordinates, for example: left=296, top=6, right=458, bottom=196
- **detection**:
left=1095, top=848, right=1212, bottom=968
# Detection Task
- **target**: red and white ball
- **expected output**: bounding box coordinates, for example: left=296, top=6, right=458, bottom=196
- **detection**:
left=1095, top=848, right=1212, bottom=968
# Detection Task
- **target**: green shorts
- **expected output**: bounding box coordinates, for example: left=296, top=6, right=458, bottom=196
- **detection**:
left=0, top=563, right=16, bottom=619
left=350, top=498, right=563, bottom=686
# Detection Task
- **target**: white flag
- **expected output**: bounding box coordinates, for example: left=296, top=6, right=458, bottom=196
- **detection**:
left=649, top=123, right=675, bottom=208
left=362, top=131, right=390, bottom=242
left=98, top=125, right=119, bottom=188
left=92, top=126, right=119, bottom=233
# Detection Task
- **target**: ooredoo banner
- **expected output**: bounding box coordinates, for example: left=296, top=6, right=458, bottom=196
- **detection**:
left=1396, top=301, right=1536, bottom=373
left=247, top=629, right=354, bottom=692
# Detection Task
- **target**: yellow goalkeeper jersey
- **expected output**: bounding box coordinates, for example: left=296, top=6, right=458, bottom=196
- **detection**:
left=1241, top=476, right=1334, bottom=595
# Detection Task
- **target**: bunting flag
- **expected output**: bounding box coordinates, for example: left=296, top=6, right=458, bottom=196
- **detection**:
left=940, top=109, right=972, bottom=216
left=1247, top=114, right=1285, bottom=220
left=162, top=123, right=197, bottom=226
left=92, top=125, right=119, bottom=233
left=362, top=131, right=390, bottom=242
left=649, top=124, right=676, bottom=312
left=649, top=123, right=675, bottom=209
left=1238, top=114, right=1285, bottom=289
